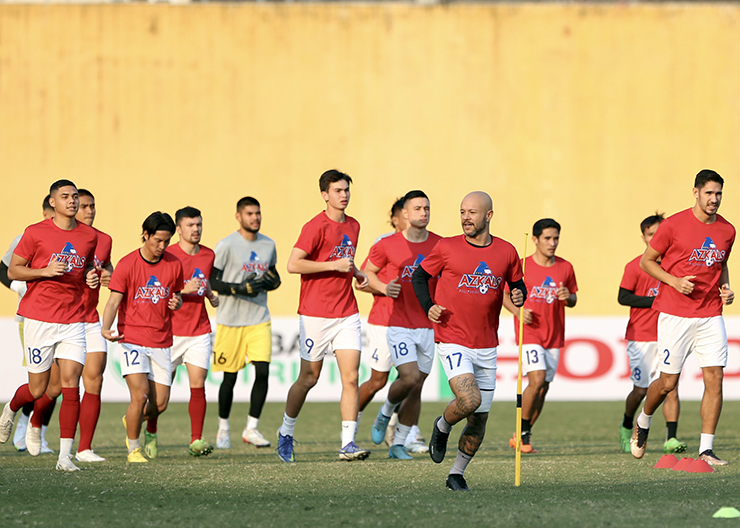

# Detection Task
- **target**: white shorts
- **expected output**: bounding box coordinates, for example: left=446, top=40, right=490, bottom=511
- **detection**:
left=23, top=318, right=86, bottom=374
left=84, top=322, right=108, bottom=354
left=299, top=313, right=362, bottom=362
left=437, top=342, right=496, bottom=413
left=657, top=313, right=728, bottom=374
left=366, top=323, right=392, bottom=373
left=522, top=344, right=560, bottom=383
left=171, top=333, right=212, bottom=370
left=119, top=342, right=172, bottom=386
left=386, top=327, right=435, bottom=374
left=626, top=341, right=659, bottom=389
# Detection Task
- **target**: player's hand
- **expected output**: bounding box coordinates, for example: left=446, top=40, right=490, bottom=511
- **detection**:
left=102, top=329, right=124, bottom=342
left=168, top=293, right=183, bottom=311
left=85, top=268, right=100, bottom=289
left=354, top=269, right=369, bottom=289
left=385, top=277, right=401, bottom=298
left=43, top=256, right=67, bottom=277
left=720, top=283, right=734, bottom=305
left=673, top=275, right=696, bottom=295
left=428, top=304, right=447, bottom=323
left=520, top=308, right=533, bottom=325
left=182, top=278, right=201, bottom=295
left=98, top=266, right=112, bottom=288
left=557, top=282, right=570, bottom=301
left=334, top=258, right=354, bottom=273
left=208, top=292, right=220, bottom=307
left=510, top=287, right=525, bottom=307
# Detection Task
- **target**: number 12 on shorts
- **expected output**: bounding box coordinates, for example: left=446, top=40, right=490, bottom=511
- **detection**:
left=123, top=349, right=140, bottom=366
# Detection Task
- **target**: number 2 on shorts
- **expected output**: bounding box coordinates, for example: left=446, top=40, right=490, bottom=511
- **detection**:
left=663, top=349, right=670, bottom=365
left=445, top=352, right=462, bottom=370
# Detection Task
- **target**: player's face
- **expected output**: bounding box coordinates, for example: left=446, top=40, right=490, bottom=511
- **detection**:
left=143, top=230, right=173, bottom=259
left=177, top=216, right=202, bottom=244
left=460, top=198, right=492, bottom=238
left=237, top=205, right=261, bottom=233
left=641, top=222, right=661, bottom=247
left=76, top=195, right=96, bottom=226
left=391, top=211, right=408, bottom=232
left=403, top=197, right=430, bottom=229
left=50, top=186, right=79, bottom=218
left=534, top=228, right=560, bottom=258
left=322, top=180, right=350, bottom=211
left=694, top=181, right=723, bottom=216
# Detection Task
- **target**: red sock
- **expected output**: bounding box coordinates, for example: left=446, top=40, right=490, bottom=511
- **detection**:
left=77, top=392, right=101, bottom=452
left=59, top=387, right=80, bottom=439
left=9, top=384, right=35, bottom=413
left=189, top=387, right=206, bottom=443
left=30, top=394, right=55, bottom=428
left=146, top=416, right=158, bottom=434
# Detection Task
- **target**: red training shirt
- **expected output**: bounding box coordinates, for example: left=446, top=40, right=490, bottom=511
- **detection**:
left=620, top=255, right=660, bottom=342
left=650, top=209, right=735, bottom=318
left=420, top=234, right=523, bottom=348
left=361, top=241, right=395, bottom=327
left=15, top=219, right=98, bottom=324
left=109, top=249, right=184, bottom=348
left=81, top=227, right=113, bottom=324
left=369, top=231, right=441, bottom=329
left=166, top=243, right=215, bottom=337
left=294, top=212, right=360, bottom=318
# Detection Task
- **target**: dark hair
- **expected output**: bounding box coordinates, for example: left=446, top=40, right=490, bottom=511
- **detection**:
left=532, top=218, right=561, bottom=238
left=390, top=197, right=404, bottom=218
left=175, top=206, right=201, bottom=225
left=237, top=196, right=260, bottom=211
left=694, top=169, right=724, bottom=190
left=49, top=179, right=77, bottom=195
left=640, top=212, right=665, bottom=235
left=402, top=190, right=429, bottom=207
left=78, top=189, right=94, bottom=200
left=319, top=169, right=352, bottom=193
left=42, top=194, right=54, bottom=212
left=141, top=211, right=176, bottom=242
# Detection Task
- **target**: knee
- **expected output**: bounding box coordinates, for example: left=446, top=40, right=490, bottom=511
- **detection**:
left=659, top=377, right=679, bottom=393
left=458, top=393, right=482, bottom=416
left=299, top=371, right=320, bottom=390
left=157, top=400, right=169, bottom=414
left=83, top=373, right=104, bottom=394
left=29, top=385, right=46, bottom=400
left=399, top=370, right=421, bottom=389
left=526, top=376, right=546, bottom=392
left=130, top=389, right=149, bottom=407
left=632, top=387, right=648, bottom=399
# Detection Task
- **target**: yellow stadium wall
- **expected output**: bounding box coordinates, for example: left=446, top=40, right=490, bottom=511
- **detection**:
left=2, top=3, right=740, bottom=318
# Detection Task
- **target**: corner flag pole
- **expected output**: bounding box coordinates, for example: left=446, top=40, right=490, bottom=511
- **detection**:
left=515, top=233, right=528, bottom=487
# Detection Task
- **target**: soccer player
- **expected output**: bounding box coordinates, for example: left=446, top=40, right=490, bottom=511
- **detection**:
left=632, top=169, right=735, bottom=466
left=74, top=189, right=114, bottom=463
left=101, top=212, right=184, bottom=463
left=412, top=191, right=526, bottom=491
left=366, top=190, right=441, bottom=459
left=618, top=213, right=685, bottom=455
left=503, top=218, right=577, bottom=453
left=1, top=195, right=57, bottom=454
left=209, top=197, right=280, bottom=450
left=0, top=180, right=99, bottom=472
left=165, top=206, right=219, bottom=457
left=277, top=169, right=370, bottom=462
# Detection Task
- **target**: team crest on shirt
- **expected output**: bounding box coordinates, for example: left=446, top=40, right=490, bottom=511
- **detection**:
left=135, top=275, right=170, bottom=304
left=457, top=261, right=502, bottom=294
left=530, top=276, right=558, bottom=304
left=688, top=237, right=726, bottom=267
left=648, top=284, right=659, bottom=297
left=49, top=242, right=86, bottom=272
left=188, top=268, right=207, bottom=296
left=329, top=235, right=356, bottom=260
left=241, top=251, right=269, bottom=275
left=401, top=255, right=425, bottom=279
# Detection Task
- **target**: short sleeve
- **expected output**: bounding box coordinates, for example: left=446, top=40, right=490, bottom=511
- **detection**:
left=648, top=219, right=672, bottom=256
left=270, top=243, right=278, bottom=267
left=507, top=246, right=524, bottom=282
left=619, top=261, right=637, bottom=291
left=14, top=227, right=35, bottom=262
left=213, top=239, right=229, bottom=271
left=109, top=259, right=128, bottom=294
left=174, top=260, right=184, bottom=293
left=566, top=262, right=578, bottom=293
left=420, top=242, right=445, bottom=277
left=294, top=219, right=322, bottom=256
left=367, top=239, right=389, bottom=270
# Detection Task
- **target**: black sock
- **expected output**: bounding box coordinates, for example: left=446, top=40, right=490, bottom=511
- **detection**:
left=42, top=397, right=57, bottom=427
left=249, top=362, right=270, bottom=420
left=218, top=372, right=238, bottom=420
left=22, top=402, right=34, bottom=417
left=521, top=418, right=531, bottom=435
left=622, top=414, right=633, bottom=430
left=666, top=421, right=678, bottom=440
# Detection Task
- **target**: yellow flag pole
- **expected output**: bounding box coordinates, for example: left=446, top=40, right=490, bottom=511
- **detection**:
left=515, top=233, right=528, bottom=487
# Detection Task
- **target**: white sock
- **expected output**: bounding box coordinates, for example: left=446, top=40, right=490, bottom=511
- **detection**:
left=59, top=438, right=73, bottom=458
left=699, top=433, right=714, bottom=454
left=341, top=421, right=357, bottom=447
left=449, top=450, right=473, bottom=476
left=409, top=424, right=421, bottom=442
left=17, top=413, right=29, bottom=427
left=636, top=411, right=652, bottom=430
left=128, top=438, right=140, bottom=453
left=355, top=412, right=363, bottom=439
left=41, top=425, right=49, bottom=443
left=393, top=423, right=412, bottom=446
left=437, top=416, right=452, bottom=434
left=280, top=413, right=297, bottom=437
left=246, top=416, right=259, bottom=430
left=381, top=399, right=396, bottom=418
left=218, top=417, right=229, bottom=431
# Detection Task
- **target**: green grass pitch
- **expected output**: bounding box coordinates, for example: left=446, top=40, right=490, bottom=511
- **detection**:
left=1, top=400, right=739, bottom=527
